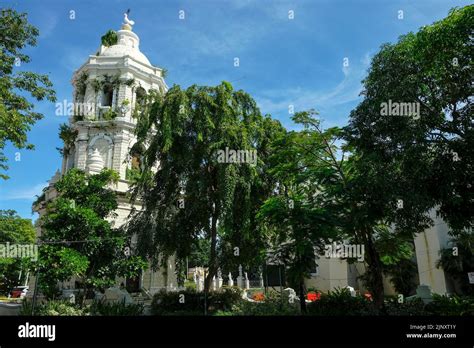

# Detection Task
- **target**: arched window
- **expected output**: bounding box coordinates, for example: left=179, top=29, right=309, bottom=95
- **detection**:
left=130, top=142, right=145, bottom=170
left=135, top=87, right=147, bottom=107
left=102, top=86, right=114, bottom=107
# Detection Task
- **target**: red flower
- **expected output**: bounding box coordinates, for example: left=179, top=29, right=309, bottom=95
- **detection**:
left=252, top=292, right=265, bottom=301
left=364, top=292, right=372, bottom=301
left=306, top=292, right=321, bottom=302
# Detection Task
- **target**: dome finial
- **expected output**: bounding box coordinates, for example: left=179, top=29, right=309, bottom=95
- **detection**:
left=122, top=9, right=135, bottom=31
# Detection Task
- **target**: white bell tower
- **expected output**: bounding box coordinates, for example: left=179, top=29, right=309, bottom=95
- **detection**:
left=64, top=17, right=167, bottom=181
left=33, top=14, right=176, bottom=294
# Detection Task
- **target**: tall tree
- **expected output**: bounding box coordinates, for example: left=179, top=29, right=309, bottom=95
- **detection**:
left=341, top=6, right=473, bottom=304
left=0, top=8, right=56, bottom=179
left=38, top=169, right=146, bottom=299
left=283, top=110, right=432, bottom=307
left=128, top=82, right=284, bottom=294
left=345, top=5, right=473, bottom=231
left=0, top=210, right=36, bottom=295
left=257, top=135, right=338, bottom=312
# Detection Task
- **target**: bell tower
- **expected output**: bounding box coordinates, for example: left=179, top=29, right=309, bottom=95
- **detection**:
left=33, top=14, right=177, bottom=294
left=64, top=16, right=167, bottom=181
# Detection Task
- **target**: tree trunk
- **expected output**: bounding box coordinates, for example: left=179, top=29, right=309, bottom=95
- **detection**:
left=365, top=233, right=384, bottom=308
left=204, top=210, right=218, bottom=295
left=299, top=279, right=307, bottom=314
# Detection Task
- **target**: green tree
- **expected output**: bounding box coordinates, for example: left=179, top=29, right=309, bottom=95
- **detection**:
left=345, top=5, right=473, bottom=231
left=38, top=169, right=146, bottom=299
left=283, top=110, right=432, bottom=308
left=0, top=210, right=36, bottom=295
left=188, top=237, right=211, bottom=268
left=128, top=82, right=284, bottom=294
left=257, top=124, right=339, bottom=313
left=0, top=8, right=56, bottom=179
left=438, top=230, right=474, bottom=295
left=374, top=229, right=418, bottom=296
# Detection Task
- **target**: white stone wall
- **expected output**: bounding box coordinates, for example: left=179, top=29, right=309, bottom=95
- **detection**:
left=414, top=209, right=452, bottom=294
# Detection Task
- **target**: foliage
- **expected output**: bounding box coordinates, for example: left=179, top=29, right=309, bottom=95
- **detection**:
left=101, top=107, right=118, bottom=120
left=74, top=72, right=88, bottom=100
left=90, top=299, right=144, bottom=316
left=306, top=287, right=379, bottom=316
left=151, top=287, right=242, bottom=315
left=37, top=245, right=89, bottom=299
left=128, top=82, right=285, bottom=293
left=124, top=78, right=135, bottom=87
left=188, top=237, right=211, bottom=268
left=0, top=210, right=36, bottom=295
left=58, top=124, right=78, bottom=155
left=100, top=30, right=118, bottom=47
left=20, top=299, right=88, bottom=316
left=38, top=169, right=147, bottom=299
left=383, top=297, right=426, bottom=316
left=425, top=294, right=474, bottom=316
left=375, top=229, right=418, bottom=296
left=125, top=167, right=141, bottom=183
left=232, top=292, right=299, bottom=316
left=32, top=192, right=46, bottom=209
left=437, top=230, right=474, bottom=295
left=0, top=209, right=35, bottom=244
left=0, top=8, right=56, bottom=179
left=382, top=258, right=418, bottom=296
left=345, top=5, right=474, bottom=232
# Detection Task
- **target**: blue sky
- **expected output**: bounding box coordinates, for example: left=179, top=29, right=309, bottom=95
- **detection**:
left=0, top=0, right=470, bottom=220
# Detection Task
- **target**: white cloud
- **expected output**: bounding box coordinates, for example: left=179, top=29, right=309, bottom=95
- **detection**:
left=0, top=183, right=48, bottom=201
left=255, top=53, right=371, bottom=117
left=37, top=11, right=58, bottom=39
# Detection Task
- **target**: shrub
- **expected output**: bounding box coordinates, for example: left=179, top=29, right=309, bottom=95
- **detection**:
left=100, top=30, right=118, bottom=47
left=306, top=287, right=379, bottom=316
left=383, top=297, right=427, bottom=316
left=425, top=294, right=474, bottom=316
left=20, top=300, right=88, bottom=316
left=232, top=292, right=299, bottom=316
left=90, top=299, right=144, bottom=316
left=208, top=287, right=243, bottom=312
left=151, top=287, right=242, bottom=315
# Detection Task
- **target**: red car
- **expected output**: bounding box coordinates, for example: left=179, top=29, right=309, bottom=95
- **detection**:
left=10, top=286, right=28, bottom=299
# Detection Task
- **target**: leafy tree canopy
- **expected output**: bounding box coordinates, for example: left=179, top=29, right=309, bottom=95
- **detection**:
left=0, top=210, right=36, bottom=294
left=128, top=82, right=285, bottom=291
left=0, top=8, right=56, bottom=179
left=345, top=5, right=473, bottom=231
left=38, top=169, right=146, bottom=298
